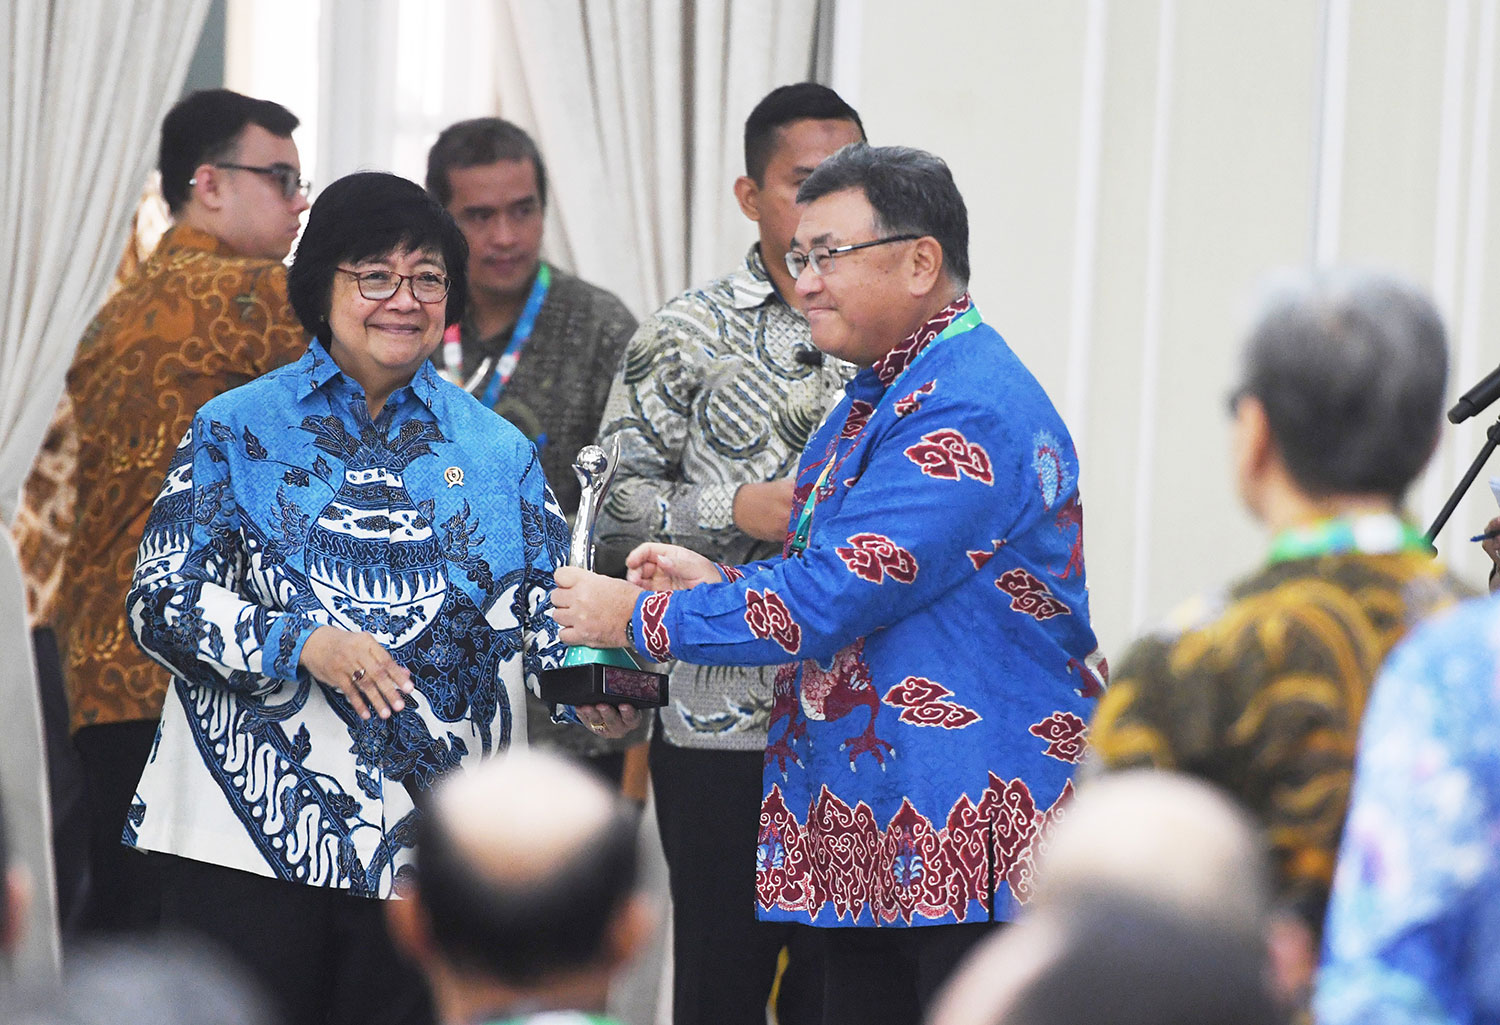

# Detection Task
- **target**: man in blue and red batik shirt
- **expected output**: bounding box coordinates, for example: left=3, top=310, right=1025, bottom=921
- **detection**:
left=551, top=142, right=1105, bottom=1025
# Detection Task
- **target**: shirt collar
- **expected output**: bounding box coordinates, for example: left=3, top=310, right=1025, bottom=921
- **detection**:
left=870, top=292, right=974, bottom=387
left=727, top=244, right=781, bottom=311
left=295, top=337, right=445, bottom=415
left=156, top=223, right=232, bottom=258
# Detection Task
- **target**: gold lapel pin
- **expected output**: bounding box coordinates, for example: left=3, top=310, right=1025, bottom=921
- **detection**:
left=444, top=466, right=465, bottom=488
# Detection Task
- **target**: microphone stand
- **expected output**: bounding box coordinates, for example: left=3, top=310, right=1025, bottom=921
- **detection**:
left=1425, top=413, right=1500, bottom=547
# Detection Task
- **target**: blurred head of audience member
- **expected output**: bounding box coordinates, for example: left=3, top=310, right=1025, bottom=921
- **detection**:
left=1230, top=268, right=1447, bottom=524
left=931, top=771, right=1284, bottom=1025
left=425, top=118, right=549, bottom=309
left=159, top=88, right=309, bottom=260
left=735, top=82, right=865, bottom=300
left=386, top=749, right=650, bottom=1025
left=0, top=937, right=274, bottom=1025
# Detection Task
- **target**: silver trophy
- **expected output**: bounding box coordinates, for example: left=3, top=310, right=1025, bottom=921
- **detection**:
left=539, top=439, right=668, bottom=708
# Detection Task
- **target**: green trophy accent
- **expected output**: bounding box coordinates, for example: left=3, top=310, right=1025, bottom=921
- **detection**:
left=540, top=440, right=668, bottom=709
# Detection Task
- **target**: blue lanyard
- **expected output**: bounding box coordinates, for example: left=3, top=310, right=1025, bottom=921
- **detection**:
left=480, top=262, right=552, bottom=408
left=788, top=304, right=981, bottom=555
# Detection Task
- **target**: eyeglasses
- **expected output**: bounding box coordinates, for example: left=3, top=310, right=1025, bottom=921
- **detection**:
left=784, top=234, right=922, bottom=278
left=337, top=268, right=451, bottom=304
left=212, top=162, right=312, bottom=200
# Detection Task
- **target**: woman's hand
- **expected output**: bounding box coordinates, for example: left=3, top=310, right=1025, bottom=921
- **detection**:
left=573, top=702, right=643, bottom=740
left=300, top=625, right=413, bottom=720
left=625, top=543, right=725, bottom=592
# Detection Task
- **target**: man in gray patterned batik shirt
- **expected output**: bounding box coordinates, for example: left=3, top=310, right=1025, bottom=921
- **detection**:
left=594, top=84, right=865, bottom=1025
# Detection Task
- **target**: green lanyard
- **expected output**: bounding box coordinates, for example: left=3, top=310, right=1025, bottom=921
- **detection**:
left=1266, top=513, right=1434, bottom=564
left=788, top=305, right=982, bottom=556
left=482, top=1013, right=617, bottom=1025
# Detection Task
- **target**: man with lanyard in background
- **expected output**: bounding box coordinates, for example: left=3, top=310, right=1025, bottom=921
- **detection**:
left=1089, top=269, right=1467, bottom=1016
left=552, top=142, right=1104, bottom=1025
left=426, top=118, right=643, bottom=781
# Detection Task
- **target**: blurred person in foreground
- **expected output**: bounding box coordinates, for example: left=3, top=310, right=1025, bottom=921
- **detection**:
left=592, top=81, right=864, bottom=1025
left=1089, top=269, right=1464, bottom=1001
left=1, top=788, right=31, bottom=970
left=426, top=117, right=642, bottom=781
left=931, top=770, right=1284, bottom=1025
left=554, top=142, right=1104, bottom=1024
left=1317, top=598, right=1500, bottom=1025
left=123, top=171, right=570, bottom=1025
left=13, top=87, right=311, bottom=937
left=0, top=937, right=277, bottom=1025
left=386, top=748, right=650, bottom=1025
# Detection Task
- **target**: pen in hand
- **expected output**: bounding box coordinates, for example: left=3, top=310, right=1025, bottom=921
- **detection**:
left=1470, top=527, right=1500, bottom=543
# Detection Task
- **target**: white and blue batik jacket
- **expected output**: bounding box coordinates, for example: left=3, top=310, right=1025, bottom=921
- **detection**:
left=125, top=339, right=568, bottom=897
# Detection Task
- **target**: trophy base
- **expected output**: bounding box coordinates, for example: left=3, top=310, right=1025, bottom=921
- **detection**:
left=540, top=647, right=669, bottom=709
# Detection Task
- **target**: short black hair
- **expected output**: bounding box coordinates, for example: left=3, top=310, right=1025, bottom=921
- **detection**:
left=414, top=797, right=640, bottom=985
left=287, top=172, right=469, bottom=339
left=425, top=118, right=548, bottom=209
left=159, top=89, right=299, bottom=214
left=744, top=83, right=864, bottom=184
left=798, top=143, right=970, bottom=287
left=1237, top=269, right=1448, bottom=502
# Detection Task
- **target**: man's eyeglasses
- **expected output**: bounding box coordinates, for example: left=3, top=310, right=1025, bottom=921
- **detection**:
left=337, top=268, right=451, bottom=304
left=212, top=162, right=312, bottom=200
left=784, top=234, right=921, bottom=279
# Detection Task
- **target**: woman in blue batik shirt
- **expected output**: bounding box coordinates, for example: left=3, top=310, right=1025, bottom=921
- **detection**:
left=124, top=171, right=569, bottom=1025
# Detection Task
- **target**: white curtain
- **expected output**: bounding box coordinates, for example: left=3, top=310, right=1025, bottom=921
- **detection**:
left=0, top=0, right=209, bottom=975
left=495, top=0, right=824, bottom=316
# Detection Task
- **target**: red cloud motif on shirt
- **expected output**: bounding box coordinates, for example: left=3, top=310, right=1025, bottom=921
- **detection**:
left=1028, top=711, right=1089, bottom=763
left=639, top=590, right=674, bottom=661
left=903, top=429, right=994, bottom=484
left=840, top=400, right=876, bottom=440
left=894, top=381, right=936, bottom=417
left=745, top=589, right=802, bottom=654
left=717, top=563, right=746, bottom=583
left=882, top=676, right=982, bottom=729
left=996, top=568, right=1071, bottom=621
left=836, top=533, right=919, bottom=585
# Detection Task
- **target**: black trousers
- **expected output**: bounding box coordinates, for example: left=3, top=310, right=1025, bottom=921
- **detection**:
left=822, top=922, right=999, bottom=1024
left=72, top=718, right=163, bottom=935
left=157, top=854, right=434, bottom=1025
left=650, top=731, right=823, bottom=1025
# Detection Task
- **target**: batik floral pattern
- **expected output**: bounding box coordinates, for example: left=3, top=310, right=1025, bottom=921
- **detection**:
left=997, top=568, right=1071, bottom=620
left=639, top=590, right=674, bottom=660
left=837, top=533, right=919, bottom=585
left=904, top=429, right=995, bottom=484
left=745, top=588, right=802, bottom=654
left=1029, top=711, right=1089, bottom=762
left=756, top=776, right=1074, bottom=924
left=883, top=676, right=982, bottom=729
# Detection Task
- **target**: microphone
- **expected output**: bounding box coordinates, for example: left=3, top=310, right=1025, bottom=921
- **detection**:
left=1448, top=363, right=1500, bottom=423
left=793, top=346, right=824, bottom=367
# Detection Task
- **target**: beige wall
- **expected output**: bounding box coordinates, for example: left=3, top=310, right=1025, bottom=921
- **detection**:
left=844, top=0, right=1500, bottom=656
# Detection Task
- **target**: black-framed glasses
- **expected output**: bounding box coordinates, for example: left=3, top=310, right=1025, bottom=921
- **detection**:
left=337, top=268, right=451, bottom=304
left=213, top=162, right=311, bottom=200
left=785, top=234, right=922, bottom=278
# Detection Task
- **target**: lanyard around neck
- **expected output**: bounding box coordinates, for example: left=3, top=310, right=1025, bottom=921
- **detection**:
left=1266, top=513, right=1434, bottom=564
left=442, top=262, right=552, bottom=406
left=787, top=305, right=981, bottom=556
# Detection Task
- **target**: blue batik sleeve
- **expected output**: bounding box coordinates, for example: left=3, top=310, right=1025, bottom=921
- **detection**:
left=631, top=391, right=1036, bottom=666
left=126, top=415, right=319, bottom=693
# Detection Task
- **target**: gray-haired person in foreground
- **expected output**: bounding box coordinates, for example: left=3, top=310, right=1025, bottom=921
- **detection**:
left=1090, top=268, right=1468, bottom=1011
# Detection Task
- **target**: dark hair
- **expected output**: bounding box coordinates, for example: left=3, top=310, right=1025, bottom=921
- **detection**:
left=426, top=118, right=548, bottom=209
left=798, top=143, right=970, bottom=287
left=287, top=172, right=469, bottom=339
left=744, top=83, right=864, bottom=184
left=1002, top=900, right=1282, bottom=1025
left=414, top=798, right=640, bottom=985
left=159, top=89, right=299, bottom=214
left=1237, top=269, right=1448, bottom=501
